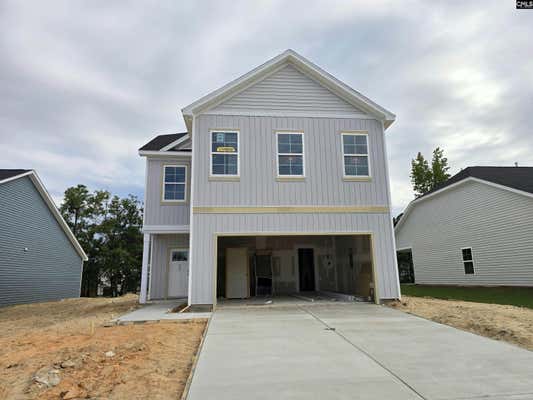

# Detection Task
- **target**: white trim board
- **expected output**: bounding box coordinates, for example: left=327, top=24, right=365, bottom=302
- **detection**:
left=395, top=176, right=533, bottom=233
left=138, top=150, right=192, bottom=157
left=181, top=49, right=395, bottom=129
left=142, top=225, right=190, bottom=234
left=0, top=170, right=88, bottom=261
left=160, top=134, right=191, bottom=152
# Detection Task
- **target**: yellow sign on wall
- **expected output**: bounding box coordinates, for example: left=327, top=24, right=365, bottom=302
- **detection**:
left=216, top=146, right=236, bottom=152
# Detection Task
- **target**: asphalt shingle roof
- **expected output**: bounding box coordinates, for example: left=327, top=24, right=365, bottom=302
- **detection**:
left=0, top=169, right=31, bottom=181
left=139, top=132, right=189, bottom=151
left=421, top=166, right=533, bottom=198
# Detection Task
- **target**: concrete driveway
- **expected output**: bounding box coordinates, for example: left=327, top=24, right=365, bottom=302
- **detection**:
left=187, top=302, right=533, bottom=399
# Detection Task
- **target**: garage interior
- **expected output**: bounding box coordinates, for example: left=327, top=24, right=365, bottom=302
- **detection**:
left=216, top=234, right=375, bottom=303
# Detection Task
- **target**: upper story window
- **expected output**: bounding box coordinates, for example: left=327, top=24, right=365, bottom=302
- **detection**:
left=461, top=247, right=475, bottom=274
left=211, top=131, right=239, bottom=176
left=162, top=165, right=187, bottom=202
left=342, top=132, right=370, bottom=177
left=277, top=132, right=304, bottom=177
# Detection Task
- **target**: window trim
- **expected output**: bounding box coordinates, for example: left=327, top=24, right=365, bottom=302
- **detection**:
left=169, top=248, right=189, bottom=262
left=161, top=164, right=188, bottom=203
left=276, top=131, right=305, bottom=178
left=209, top=129, right=240, bottom=178
left=341, top=131, right=371, bottom=179
left=461, top=246, right=475, bottom=275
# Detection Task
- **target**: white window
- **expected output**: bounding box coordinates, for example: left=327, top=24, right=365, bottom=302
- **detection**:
left=277, top=132, right=304, bottom=177
left=162, top=165, right=187, bottom=202
left=342, top=132, right=370, bottom=177
left=461, top=247, right=475, bottom=274
left=211, top=131, right=239, bottom=176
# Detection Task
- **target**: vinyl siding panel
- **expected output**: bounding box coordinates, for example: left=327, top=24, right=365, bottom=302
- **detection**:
left=189, top=114, right=398, bottom=304
left=0, top=177, right=83, bottom=306
left=189, top=213, right=399, bottom=304
left=211, top=65, right=364, bottom=114
left=395, top=181, right=533, bottom=286
left=144, top=157, right=191, bottom=226
left=194, top=115, right=389, bottom=206
left=149, top=234, right=189, bottom=299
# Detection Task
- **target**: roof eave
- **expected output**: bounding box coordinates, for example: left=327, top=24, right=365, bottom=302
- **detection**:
left=138, top=150, right=192, bottom=157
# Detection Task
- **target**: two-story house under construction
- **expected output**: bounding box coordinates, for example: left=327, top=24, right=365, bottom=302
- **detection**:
left=138, top=50, right=400, bottom=306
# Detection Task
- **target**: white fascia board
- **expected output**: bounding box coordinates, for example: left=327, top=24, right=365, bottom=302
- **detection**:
left=27, top=172, right=88, bottom=261
left=142, top=225, right=190, bottom=234
left=394, top=176, right=533, bottom=233
left=138, top=150, right=192, bottom=157
left=160, top=134, right=191, bottom=151
left=181, top=49, right=395, bottom=129
left=0, top=170, right=33, bottom=185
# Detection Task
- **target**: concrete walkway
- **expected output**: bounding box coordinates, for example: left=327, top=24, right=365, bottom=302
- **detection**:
left=115, top=300, right=211, bottom=324
left=187, top=303, right=533, bottom=400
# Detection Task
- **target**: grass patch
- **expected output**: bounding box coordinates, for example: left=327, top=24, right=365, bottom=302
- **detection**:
left=400, top=284, right=533, bottom=309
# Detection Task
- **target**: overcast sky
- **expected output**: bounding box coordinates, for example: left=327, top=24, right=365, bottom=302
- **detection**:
left=1, top=1, right=532, bottom=214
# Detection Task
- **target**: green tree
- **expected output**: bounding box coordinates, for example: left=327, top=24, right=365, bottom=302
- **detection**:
left=410, top=147, right=451, bottom=197
left=410, top=152, right=432, bottom=196
left=60, top=187, right=142, bottom=297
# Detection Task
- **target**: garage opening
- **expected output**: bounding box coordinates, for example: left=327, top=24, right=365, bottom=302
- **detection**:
left=216, top=234, right=375, bottom=303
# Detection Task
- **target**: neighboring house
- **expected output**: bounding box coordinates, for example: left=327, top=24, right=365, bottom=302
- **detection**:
left=395, top=166, right=533, bottom=286
left=138, top=49, right=400, bottom=306
left=0, top=169, right=88, bottom=306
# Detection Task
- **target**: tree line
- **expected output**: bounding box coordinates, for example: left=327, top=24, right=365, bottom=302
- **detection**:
left=60, top=185, right=143, bottom=297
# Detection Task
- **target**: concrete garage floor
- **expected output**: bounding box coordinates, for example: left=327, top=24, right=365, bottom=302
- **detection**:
left=186, top=302, right=533, bottom=400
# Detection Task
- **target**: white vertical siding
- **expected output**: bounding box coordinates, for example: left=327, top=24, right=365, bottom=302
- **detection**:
left=144, top=157, right=191, bottom=226
left=194, top=115, right=389, bottom=206
left=150, top=234, right=189, bottom=299
left=189, top=113, right=398, bottom=304
left=395, top=181, right=533, bottom=286
left=189, top=213, right=399, bottom=304
left=211, top=65, right=364, bottom=114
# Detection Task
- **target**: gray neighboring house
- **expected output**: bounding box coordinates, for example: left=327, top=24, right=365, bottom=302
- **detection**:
left=395, top=166, right=533, bottom=286
left=138, top=49, right=401, bottom=306
left=0, top=169, right=87, bottom=306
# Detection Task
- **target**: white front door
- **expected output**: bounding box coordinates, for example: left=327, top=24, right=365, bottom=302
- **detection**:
left=226, top=248, right=249, bottom=299
left=168, top=249, right=189, bottom=298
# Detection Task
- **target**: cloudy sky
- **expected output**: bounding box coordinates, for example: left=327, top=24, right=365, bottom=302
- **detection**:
left=1, top=1, right=532, bottom=214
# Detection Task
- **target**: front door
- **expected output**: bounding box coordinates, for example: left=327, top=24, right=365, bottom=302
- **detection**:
left=168, top=249, right=189, bottom=298
left=298, top=248, right=315, bottom=291
left=226, top=248, right=249, bottom=299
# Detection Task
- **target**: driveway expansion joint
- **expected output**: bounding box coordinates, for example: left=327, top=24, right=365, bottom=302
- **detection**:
left=298, top=305, right=428, bottom=400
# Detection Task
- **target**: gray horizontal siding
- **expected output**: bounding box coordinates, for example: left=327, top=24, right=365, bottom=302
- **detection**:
left=144, top=157, right=191, bottom=226
left=150, top=234, right=189, bottom=299
left=190, top=212, right=399, bottom=304
left=194, top=115, right=389, bottom=206
left=0, top=177, right=83, bottom=306
left=211, top=64, right=363, bottom=114
left=395, top=181, right=533, bottom=286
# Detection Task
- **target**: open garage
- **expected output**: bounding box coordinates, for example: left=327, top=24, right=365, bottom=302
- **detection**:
left=215, top=234, right=377, bottom=303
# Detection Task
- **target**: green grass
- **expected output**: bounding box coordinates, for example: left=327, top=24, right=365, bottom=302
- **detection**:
left=400, top=284, right=533, bottom=309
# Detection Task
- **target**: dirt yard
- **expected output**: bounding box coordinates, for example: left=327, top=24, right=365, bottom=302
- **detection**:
left=389, top=295, right=533, bottom=351
left=0, top=295, right=207, bottom=400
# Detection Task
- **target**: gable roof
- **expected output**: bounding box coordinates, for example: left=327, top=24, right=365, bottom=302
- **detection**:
left=0, top=169, right=88, bottom=261
left=421, top=166, right=533, bottom=198
left=181, top=49, right=395, bottom=129
left=139, top=132, right=189, bottom=151
left=395, top=166, right=533, bottom=233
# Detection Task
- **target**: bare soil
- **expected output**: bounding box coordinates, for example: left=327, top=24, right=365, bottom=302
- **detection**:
left=0, top=295, right=207, bottom=400
left=389, top=295, right=533, bottom=351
